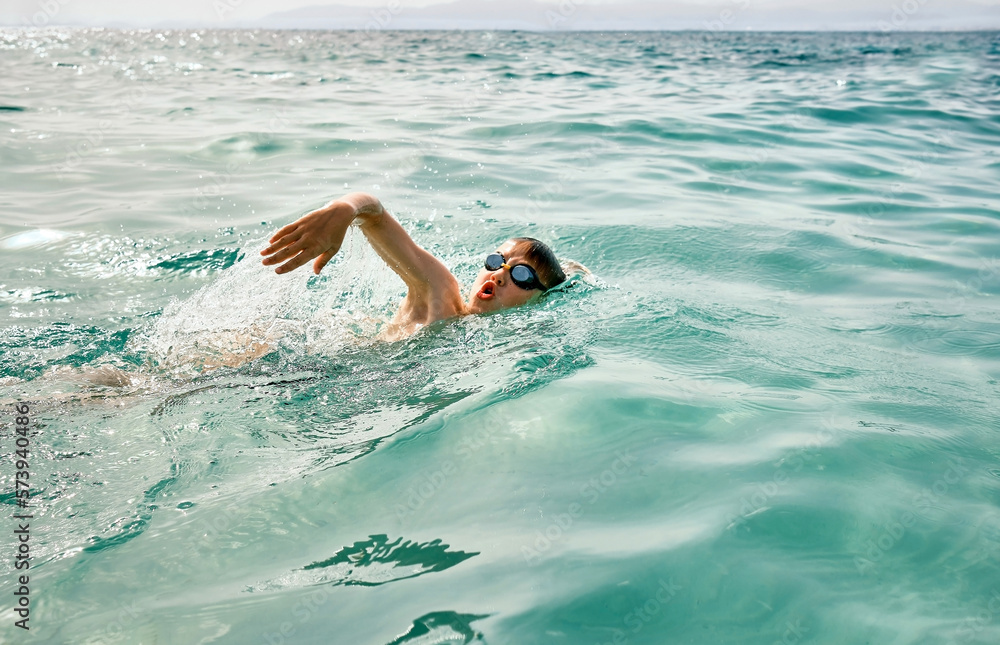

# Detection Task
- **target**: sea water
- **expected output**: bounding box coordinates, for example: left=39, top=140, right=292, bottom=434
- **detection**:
left=1, top=28, right=999, bottom=644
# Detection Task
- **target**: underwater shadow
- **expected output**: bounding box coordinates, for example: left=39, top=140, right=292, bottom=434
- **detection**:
left=387, top=611, right=490, bottom=645
left=246, top=534, right=478, bottom=592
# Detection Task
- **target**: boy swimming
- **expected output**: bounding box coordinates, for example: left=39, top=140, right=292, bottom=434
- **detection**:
left=260, top=192, right=568, bottom=340
left=23, top=192, right=571, bottom=390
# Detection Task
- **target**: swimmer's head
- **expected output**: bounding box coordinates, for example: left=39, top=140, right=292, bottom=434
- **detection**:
left=467, top=237, right=567, bottom=314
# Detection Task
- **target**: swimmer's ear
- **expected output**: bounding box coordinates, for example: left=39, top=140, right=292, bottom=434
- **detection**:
left=545, top=281, right=574, bottom=294
left=561, top=260, right=591, bottom=277
left=542, top=259, right=597, bottom=295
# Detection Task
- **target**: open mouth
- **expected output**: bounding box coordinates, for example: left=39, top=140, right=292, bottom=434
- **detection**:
left=477, top=280, right=496, bottom=300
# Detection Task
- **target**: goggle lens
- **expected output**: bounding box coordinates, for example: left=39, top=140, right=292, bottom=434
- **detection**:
left=511, top=265, right=535, bottom=285
left=484, top=253, right=544, bottom=291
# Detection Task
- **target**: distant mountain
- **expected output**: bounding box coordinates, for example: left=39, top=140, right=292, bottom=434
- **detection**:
left=259, top=0, right=551, bottom=30
left=2, top=0, right=999, bottom=30
left=257, top=0, right=1000, bottom=31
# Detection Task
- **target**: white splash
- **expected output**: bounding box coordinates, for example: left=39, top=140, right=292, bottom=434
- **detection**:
left=133, top=227, right=404, bottom=372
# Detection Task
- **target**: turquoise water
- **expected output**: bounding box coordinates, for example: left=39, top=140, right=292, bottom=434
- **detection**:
left=2, top=28, right=1000, bottom=644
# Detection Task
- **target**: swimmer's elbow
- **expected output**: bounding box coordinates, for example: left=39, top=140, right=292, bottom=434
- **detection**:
left=328, top=192, right=385, bottom=223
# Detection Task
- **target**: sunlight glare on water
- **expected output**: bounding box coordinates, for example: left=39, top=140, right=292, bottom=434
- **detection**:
left=0, top=28, right=999, bottom=645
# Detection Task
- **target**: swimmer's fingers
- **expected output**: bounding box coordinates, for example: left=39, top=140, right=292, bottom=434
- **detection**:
left=264, top=240, right=313, bottom=271
left=264, top=203, right=350, bottom=274
left=268, top=222, right=301, bottom=245
left=261, top=231, right=310, bottom=263
left=261, top=231, right=303, bottom=257
left=313, top=250, right=335, bottom=275
left=274, top=250, right=316, bottom=275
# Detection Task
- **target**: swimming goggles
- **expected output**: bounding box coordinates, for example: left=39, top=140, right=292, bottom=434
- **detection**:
left=485, top=253, right=546, bottom=292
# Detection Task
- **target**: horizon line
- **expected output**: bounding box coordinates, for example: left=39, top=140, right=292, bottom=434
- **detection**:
left=3, top=25, right=999, bottom=33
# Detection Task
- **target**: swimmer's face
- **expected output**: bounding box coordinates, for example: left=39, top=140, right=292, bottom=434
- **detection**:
left=467, top=240, right=545, bottom=314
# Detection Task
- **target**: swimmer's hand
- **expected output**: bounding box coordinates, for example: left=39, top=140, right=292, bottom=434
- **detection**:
left=261, top=197, right=373, bottom=275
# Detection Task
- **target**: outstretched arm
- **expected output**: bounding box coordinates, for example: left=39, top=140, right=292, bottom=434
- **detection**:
left=261, top=192, right=376, bottom=275
left=260, top=192, right=458, bottom=294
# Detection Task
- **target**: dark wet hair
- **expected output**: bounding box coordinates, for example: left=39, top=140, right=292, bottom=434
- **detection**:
left=509, top=237, right=566, bottom=292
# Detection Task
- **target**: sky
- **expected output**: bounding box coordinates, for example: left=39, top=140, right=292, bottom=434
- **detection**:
left=2, top=0, right=999, bottom=30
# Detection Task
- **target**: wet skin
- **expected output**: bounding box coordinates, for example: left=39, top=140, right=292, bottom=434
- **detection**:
left=464, top=240, right=545, bottom=315
left=261, top=193, right=547, bottom=338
